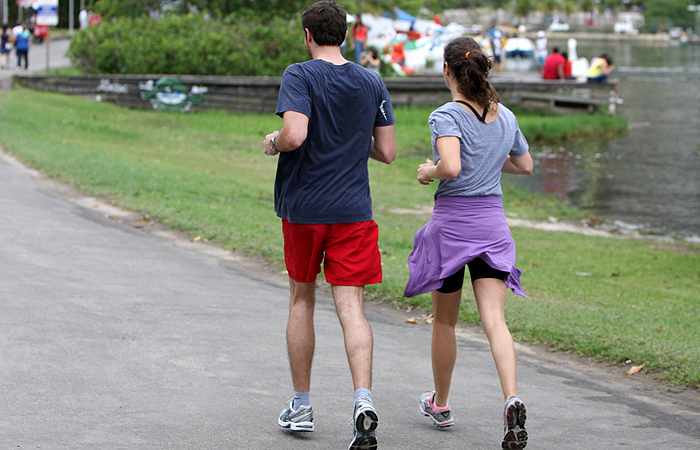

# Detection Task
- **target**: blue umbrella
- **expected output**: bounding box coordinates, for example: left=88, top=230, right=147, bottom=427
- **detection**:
left=382, top=7, right=417, bottom=23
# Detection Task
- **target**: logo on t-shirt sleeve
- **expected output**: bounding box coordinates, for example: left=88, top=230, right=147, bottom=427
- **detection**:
left=379, top=100, right=388, bottom=122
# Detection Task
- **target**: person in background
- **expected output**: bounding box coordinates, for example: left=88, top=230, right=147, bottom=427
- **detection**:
left=561, top=52, right=573, bottom=79
left=391, top=42, right=405, bottom=67
left=535, top=30, right=548, bottom=67
left=587, top=54, right=614, bottom=83
left=1, top=25, right=11, bottom=70
left=360, top=47, right=381, bottom=75
left=79, top=8, right=89, bottom=30
left=352, top=14, right=368, bottom=64
left=263, top=2, right=396, bottom=449
left=186, top=2, right=199, bottom=15
left=404, top=36, right=533, bottom=450
left=407, top=23, right=421, bottom=41
left=14, top=22, right=30, bottom=71
left=542, top=47, right=565, bottom=80
left=11, top=22, right=22, bottom=38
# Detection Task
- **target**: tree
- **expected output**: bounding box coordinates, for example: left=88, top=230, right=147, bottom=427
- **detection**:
left=200, top=0, right=310, bottom=18
left=514, top=0, right=537, bottom=19
left=538, top=0, right=561, bottom=14
left=92, top=0, right=163, bottom=18
left=643, top=0, right=695, bottom=29
left=579, top=0, right=594, bottom=16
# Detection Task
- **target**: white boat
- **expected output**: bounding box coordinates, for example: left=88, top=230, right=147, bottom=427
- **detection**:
left=548, top=16, right=570, bottom=32
left=504, top=37, right=534, bottom=58
left=614, top=21, right=639, bottom=35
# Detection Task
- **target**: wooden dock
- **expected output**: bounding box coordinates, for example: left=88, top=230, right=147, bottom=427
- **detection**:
left=14, top=73, right=618, bottom=114
left=390, top=72, right=617, bottom=113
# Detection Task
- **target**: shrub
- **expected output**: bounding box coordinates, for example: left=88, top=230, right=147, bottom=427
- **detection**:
left=68, top=15, right=309, bottom=76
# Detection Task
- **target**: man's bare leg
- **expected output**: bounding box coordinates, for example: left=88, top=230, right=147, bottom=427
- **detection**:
left=331, top=285, right=373, bottom=390
left=333, top=284, right=378, bottom=449
left=287, top=279, right=316, bottom=393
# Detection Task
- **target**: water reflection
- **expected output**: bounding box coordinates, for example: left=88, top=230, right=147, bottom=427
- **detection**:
left=504, top=41, right=700, bottom=238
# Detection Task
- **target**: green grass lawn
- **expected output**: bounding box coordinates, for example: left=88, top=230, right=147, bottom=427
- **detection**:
left=1, top=88, right=698, bottom=388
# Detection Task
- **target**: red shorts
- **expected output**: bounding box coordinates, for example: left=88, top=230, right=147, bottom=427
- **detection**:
left=282, top=219, right=382, bottom=285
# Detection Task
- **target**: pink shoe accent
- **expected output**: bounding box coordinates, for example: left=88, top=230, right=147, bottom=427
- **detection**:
left=429, top=394, right=450, bottom=411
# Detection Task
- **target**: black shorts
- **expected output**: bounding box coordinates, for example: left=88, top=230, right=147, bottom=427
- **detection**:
left=436, top=258, right=508, bottom=294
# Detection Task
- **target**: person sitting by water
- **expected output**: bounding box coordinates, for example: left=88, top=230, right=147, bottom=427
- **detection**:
left=561, top=52, right=574, bottom=79
left=587, top=54, right=614, bottom=83
left=542, top=47, right=565, bottom=80
left=360, top=48, right=381, bottom=75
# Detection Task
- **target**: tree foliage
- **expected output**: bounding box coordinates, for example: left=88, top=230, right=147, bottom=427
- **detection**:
left=514, top=0, right=537, bottom=18
left=76, top=0, right=696, bottom=34
left=68, top=14, right=308, bottom=76
left=92, top=0, right=164, bottom=18
left=643, top=0, right=696, bottom=29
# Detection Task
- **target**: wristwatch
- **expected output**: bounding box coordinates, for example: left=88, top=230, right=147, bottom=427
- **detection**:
left=270, top=136, right=279, bottom=154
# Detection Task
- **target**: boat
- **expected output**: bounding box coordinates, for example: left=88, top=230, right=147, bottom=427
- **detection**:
left=504, top=37, right=534, bottom=58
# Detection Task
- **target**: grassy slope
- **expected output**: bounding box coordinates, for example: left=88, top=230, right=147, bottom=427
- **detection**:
left=1, top=88, right=698, bottom=387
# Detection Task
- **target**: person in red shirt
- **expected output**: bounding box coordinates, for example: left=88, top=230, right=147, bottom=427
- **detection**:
left=562, top=52, right=573, bottom=79
left=352, top=15, right=368, bottom=63
left=542, top=47, right=565, bottom=80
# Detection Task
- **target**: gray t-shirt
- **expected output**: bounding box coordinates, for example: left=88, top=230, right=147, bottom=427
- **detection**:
left=429, top=102, right=529, bottom=199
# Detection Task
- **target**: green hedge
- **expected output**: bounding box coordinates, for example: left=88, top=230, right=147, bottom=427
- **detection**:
left=68, top=15, right=309, bottom=76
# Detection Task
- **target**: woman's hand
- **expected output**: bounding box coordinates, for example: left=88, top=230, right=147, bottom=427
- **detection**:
left=417, top=158, right=436, bottom=185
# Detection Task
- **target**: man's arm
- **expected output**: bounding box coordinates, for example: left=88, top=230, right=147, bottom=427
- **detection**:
left=263, top=111, right=309, bottom=156
left=370, top=125, right=396, bottom=164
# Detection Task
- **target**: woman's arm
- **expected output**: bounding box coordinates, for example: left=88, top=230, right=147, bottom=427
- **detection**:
left=502, top=153, right=534, bottom=175
left=417, top=136, right=461, bottom=185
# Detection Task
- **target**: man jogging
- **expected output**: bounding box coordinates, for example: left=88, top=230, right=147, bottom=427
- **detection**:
left=263, top=2, right=396, bottom=449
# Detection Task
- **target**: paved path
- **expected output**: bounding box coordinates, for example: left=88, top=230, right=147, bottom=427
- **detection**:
left=0, top=37, right=71, bottom=89
left=1, top=150, right=699, bottom=449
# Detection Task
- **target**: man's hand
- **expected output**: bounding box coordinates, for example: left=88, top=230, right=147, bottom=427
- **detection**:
left=417, top=158, right=435, bottom=185
left=263, top=130, right=280, bottom=156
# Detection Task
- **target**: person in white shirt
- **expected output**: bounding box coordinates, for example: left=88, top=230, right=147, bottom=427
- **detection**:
left=12, top=23, right=23, bottom=37
left=535, top=30, right=548, bottom=67
left=79, top=9, right=89, bottom=30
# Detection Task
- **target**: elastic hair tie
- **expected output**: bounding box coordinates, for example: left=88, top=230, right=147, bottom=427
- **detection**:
left=465, top=51, right=471, bottom=59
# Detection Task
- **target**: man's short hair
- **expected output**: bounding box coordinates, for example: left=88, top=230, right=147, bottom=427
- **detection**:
left=301, top=1, right=346, bottom=47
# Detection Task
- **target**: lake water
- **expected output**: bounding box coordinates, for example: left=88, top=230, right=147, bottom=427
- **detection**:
left=503, top=40, right=700, bottom=240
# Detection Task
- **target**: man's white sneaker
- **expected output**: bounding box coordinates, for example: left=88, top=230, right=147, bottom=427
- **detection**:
left=278, top=399, right=314, bottom=432
left=348, top=398, right=378, bottom=450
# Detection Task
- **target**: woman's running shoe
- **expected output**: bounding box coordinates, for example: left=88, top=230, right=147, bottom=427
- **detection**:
left=502, top=396, right=527, bottom=449
left=419, top=391, right=454, bottom=428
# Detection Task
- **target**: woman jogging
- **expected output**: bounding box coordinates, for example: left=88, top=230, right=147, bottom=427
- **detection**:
left=403, top=37, right=533, bottom=449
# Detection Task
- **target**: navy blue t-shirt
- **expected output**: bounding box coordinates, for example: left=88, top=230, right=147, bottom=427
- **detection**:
left=274, top=59, right=395, bottom=224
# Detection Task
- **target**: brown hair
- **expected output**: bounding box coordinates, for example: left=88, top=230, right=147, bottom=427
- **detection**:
left=443, top=37, right=499, bottom=111
left=301, top=1, right=347, bottom=47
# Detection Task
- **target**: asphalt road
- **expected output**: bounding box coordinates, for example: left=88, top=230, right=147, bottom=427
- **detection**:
left=1, top=149, right=699, bottom=449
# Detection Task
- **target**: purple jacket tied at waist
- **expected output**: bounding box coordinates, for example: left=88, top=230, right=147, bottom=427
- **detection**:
left=404, top=196, right=525, bottom=298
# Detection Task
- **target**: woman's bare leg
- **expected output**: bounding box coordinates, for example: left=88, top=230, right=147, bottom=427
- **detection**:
left=472, top=278, right=517, bottom=400
left=431, top=289, right=462, bottom=407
